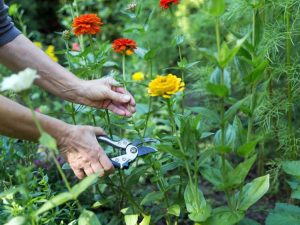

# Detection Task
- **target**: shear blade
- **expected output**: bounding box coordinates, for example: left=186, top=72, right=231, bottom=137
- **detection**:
left=137, top=146, right=157, bottom=156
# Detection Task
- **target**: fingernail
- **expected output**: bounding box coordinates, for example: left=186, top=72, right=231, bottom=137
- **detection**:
left=123, top=95, right=130, bottom=101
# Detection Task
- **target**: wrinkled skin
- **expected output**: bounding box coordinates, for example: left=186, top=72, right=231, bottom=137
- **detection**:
left=59, top=125, right=114, bottom=179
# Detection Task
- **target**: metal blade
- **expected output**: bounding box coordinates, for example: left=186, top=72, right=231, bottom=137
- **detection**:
left=133, top=138, right=158, bottom=146
left=137, top=146, right=157, bottom=156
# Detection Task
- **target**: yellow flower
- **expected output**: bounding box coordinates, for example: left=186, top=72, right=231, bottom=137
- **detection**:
left=148, top=74, right=185, bottom=98
left=132, top=72, right=145, bottom=81
left=34, top=42, right=42, bottom=49
left=45, top=45, right=58, bottom=62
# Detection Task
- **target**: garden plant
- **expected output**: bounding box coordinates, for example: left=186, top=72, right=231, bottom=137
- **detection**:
left=1, top=0, right=300, bottom=224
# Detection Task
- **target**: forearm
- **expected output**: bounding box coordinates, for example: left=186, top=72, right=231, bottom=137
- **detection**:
left=0, top=35, right=81, bottom=102
left=0, top=95, right=67, bottom=142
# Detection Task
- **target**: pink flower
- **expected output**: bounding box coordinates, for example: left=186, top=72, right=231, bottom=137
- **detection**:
left=72, top=42, right=81, bottom=52
left=35, top=108, right=41, bottom=113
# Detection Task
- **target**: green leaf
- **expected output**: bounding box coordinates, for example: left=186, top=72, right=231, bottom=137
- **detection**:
left=124, top=215, right=139, bottom=225
left=139, top=215, right=151, bottom=225
left=184, top=182, right=211, bottom=222
left=168, top=204, right=181, bottom=217
left=243, top=60, right=268, bottom=84
left=206, top=83, right=229, bottom=97
left=219, top=36, right=248, bottom=68
left=228, top=155, right=257, bottom=188
left=210, top=67, right=231, bottom=89
left=239, top=218, right=261, bottom=225
left=144, top=48, right=158, bottom=60
left=71, top=173, right=99, bottom=198
left=203, top=207, right=244, bottom=225
left=266, top=203, right=300, bottom=225
left=35, top=192, right=73, bottom=216
left=282, top=161, right=300, bottom=177
left=237, top=175, right=270, bottom=211
left=4, top=216, right=26, bottom=225
left=208, top=0, right=225, bottom=16
left=224, top=97, right=249, bottom=121
left=236, top=141, right=258, bottom=157
left=141, top=191, right=164, bottom=206
left=78, top=210, right=102, bottom=225
left=291, top=186, right=300, bottom=200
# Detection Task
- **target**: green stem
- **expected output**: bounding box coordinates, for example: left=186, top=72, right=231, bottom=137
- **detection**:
left=88, top=35, right=97, bottom=79
left=122, top=54, right=127, bottom=90
left=143, top=97, right=152, bottom=137
left=166, top=99, right=193, bottom=184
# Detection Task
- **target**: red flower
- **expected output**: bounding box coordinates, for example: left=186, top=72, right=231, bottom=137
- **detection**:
left=112, top=38, right=137, bottom=55
left=72, top=14, right=103, bottom=36
left=159, top=0, right=180, bottom=9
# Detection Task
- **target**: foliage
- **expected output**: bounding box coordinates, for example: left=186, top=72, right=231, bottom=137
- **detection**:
left=2, top=0, right=300, bottom=224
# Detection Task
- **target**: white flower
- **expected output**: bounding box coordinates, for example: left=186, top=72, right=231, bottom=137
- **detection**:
left=0, top=68, right=40, bottom=93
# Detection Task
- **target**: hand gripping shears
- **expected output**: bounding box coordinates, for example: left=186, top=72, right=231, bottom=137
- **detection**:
left=97, top=136, right=157, bottom=169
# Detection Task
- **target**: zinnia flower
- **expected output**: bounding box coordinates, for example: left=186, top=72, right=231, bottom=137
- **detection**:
left=132, top=72, right=145, bottom=81
left=0, top=68, right=40, bottom=93
left=112, top=38, right=137, bottom=56
left=72, top=14, right=103, bottom=36
left=72, top=42, right=81, bottom=52
left=159, top=0, right=180, bottom=9
left=45, top=45, right=58, bottom=62
left=148, top=74, right=185, bottom=98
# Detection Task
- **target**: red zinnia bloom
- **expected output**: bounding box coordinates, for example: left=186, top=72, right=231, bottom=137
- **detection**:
left=112, top=38, right=137, bottom=56
left=72, top=14, right=103, bottom=36
left=159, top=0, right=180, bottom=9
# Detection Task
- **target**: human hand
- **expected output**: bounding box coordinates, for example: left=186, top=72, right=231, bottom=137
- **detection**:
left=58, top=124, right=114, bottom=179
left=75, top=77, right=136, bottom=117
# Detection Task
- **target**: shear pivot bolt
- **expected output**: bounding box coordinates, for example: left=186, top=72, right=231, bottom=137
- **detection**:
left=130, top=147, right=138, bottom=154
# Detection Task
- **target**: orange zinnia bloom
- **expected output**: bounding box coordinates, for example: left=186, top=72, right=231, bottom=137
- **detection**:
left=72, top=14, right=103, bottom=36
left=159, top=0, right=180, bottom=9
left=112, top=38, right=137, bottom=55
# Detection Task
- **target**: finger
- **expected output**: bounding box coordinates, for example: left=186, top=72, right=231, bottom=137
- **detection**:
left=72, top=167, right=85, bottom=180
left=107, top=104, right=127, bottom=116
left=105, top=77, right=121, bottom=87
left=90, top=160, right=105, bottom=177
left=93, top=127, right=106, bottom=136
left=110, top=103, right=133, bottom=117
left=107, top=90, right=131, bottom=104
left=99, top=151, right=114, bottom=173
left=116, top=87, right=136, bottom=106
left=83, top=166, right=94, bottom=176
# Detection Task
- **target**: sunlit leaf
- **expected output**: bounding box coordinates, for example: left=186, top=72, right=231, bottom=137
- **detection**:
left=78, top=210, right=102, bottom=225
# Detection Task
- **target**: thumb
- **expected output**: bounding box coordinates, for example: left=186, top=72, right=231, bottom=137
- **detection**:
left=104, top=77, right=121, bottom=87
left=93, top=127, right=106, bottom=136
left=107, top=90, right=131, bottom=103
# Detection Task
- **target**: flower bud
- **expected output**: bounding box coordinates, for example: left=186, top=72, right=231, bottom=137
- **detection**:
left=62, top=30, right=71, bottom=40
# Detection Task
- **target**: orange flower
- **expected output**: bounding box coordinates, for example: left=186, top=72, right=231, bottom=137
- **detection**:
left=159, top=0, right=180, bottom=9
left=112, top=38, right=137, bottom=55
left=72, top=14, right=103, bottom=36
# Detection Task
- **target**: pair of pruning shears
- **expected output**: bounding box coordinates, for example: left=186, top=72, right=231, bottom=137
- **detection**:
left=97, top=136, right=157, bottom=169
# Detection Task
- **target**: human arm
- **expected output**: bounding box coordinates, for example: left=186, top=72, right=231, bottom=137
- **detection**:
left=0, top=34, right=136, bottom=116
left=0, top=95, right=114, bottom=179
